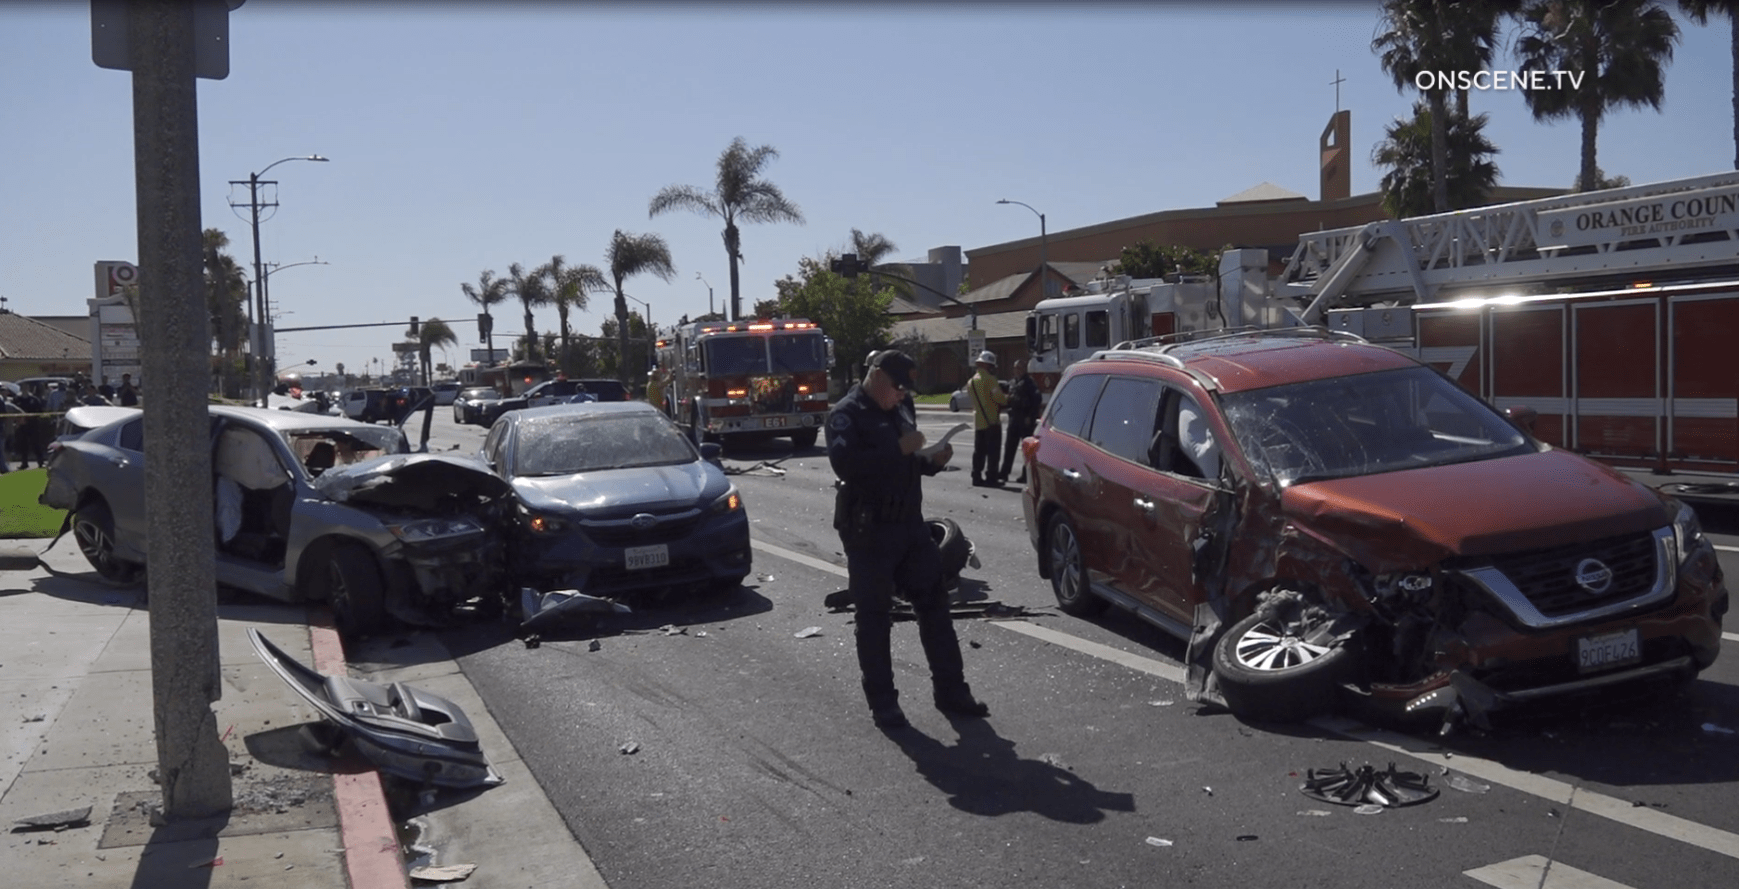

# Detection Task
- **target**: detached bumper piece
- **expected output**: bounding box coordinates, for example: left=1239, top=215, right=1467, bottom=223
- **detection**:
left=1300, top=762, right=1438, bottom=808
left=249, top=628, right=504, bottom=789
left=519, top=587, right=633, bottom=635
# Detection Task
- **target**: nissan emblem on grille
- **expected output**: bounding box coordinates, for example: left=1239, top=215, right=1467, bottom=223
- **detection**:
left=1574, top=558, right=1613, bottom=594
left=630, top=514, right=659, bottom=530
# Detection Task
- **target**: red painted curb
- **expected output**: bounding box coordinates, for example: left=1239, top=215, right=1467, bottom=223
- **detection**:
left=308, top=609, right=411, bottom=889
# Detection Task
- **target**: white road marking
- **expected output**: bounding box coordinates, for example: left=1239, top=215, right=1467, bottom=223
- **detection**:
left=1465, top=856, right=1633, bottom=889
left=753, top=538, right=1739, bottom=861
left=1727, top=632, right=1739, bottom=644
left=997, top=621, right=1186, bottom=684
left=1713, top=544, right=1739, bottom=553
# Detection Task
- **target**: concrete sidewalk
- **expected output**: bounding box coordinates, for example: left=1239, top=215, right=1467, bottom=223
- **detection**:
left=0, top=537, right=605, bottom=888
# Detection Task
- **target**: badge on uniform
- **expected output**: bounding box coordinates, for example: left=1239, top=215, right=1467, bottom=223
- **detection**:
left=829, top=411, right=852, bottom=431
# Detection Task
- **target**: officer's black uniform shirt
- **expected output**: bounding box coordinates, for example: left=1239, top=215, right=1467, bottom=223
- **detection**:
left=826, top=383, right=938, bottom=526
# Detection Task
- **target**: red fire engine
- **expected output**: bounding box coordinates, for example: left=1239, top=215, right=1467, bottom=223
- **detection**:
left=655, top=318, right=834, bottom=450
left=1023, top=171, right=1739, bottom=495
left=1287, top=171, right=1739, bottom=491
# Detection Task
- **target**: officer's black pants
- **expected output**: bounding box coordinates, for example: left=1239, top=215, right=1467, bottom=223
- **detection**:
left=1000, top=415, right=1035, bottom=479
left=843, top=519, right=967, bottom=709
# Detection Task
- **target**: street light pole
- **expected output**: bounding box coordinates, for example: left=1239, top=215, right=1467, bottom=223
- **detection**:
left=233, top=154, right=327, bottom=402
left=997, top=198, right=1048, bottom=299
left=696, top=272, right=713, bottom=318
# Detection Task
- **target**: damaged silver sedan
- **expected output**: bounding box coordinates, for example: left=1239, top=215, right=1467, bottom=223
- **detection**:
left=41, top=405, right=515, bottom=636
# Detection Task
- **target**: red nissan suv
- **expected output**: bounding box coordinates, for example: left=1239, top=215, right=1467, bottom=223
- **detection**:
left=1020, top=329, right=1727, bottom=728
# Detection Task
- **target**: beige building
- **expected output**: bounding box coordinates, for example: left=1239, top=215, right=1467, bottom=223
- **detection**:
left=0, top=311, right=93, bottom=381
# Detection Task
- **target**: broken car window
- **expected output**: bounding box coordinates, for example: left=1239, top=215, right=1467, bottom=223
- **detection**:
left=513, top=413, right=695, bottom=476
left=1218, top=366, right=1532, bottom=486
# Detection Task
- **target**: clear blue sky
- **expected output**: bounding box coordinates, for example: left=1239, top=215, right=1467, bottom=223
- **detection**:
left=2, top=0, right=1732, bottom=377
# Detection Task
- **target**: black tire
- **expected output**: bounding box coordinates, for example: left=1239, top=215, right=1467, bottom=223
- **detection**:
left=321, top=543, right=387, bottom=638
left=1045, top=513, right=1103, bottom=616
left=928, top=517, right=972, bottom=590
left=72, top=498, right=138, bottom=583
left=1212, top=601, right=1355, bottom=723
left=790, top=427, right=819, bottom=451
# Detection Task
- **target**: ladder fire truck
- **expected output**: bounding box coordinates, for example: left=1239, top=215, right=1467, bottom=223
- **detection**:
left=1026, top=171, right=1739, bottom=491
left=655, top=317, right=834, bottom=450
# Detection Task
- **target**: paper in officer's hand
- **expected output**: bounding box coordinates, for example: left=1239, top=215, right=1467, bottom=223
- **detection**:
left=918, top=423, right=970, bottom=461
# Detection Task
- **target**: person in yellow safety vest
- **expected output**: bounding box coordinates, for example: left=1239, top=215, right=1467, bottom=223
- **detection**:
left=646, top=365, right=668, bottom=416
left=967, top=350, right=1007, bottom=487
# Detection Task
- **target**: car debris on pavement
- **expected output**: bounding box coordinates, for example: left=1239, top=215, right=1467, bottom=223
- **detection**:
left=249, top=629, right=504, bottom=789
left=1299, top=762, right=1438, bottom=808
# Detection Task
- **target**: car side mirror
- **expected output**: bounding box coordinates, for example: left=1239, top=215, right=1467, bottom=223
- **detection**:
left=1504, top=404, right=1538, bottom=432
left=699, top=442, right=723, bottom=463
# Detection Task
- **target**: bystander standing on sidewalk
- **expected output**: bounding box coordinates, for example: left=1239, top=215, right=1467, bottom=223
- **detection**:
left=117, top=372, right=140, bottom=407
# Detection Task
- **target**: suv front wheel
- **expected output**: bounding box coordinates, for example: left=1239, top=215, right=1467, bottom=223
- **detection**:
left=1211, top=595, right=1354, bottom=723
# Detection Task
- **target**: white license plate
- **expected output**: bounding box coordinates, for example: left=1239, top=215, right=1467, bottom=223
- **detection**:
left=763, top=416, right=788, bottom=429
left=1576, top=628, right=1640, bottom=672
left=624, top=544, right=669, bottom=571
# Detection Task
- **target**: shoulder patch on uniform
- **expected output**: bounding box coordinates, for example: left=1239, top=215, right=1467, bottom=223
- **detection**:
left=829, top=411, right=852, bottom=431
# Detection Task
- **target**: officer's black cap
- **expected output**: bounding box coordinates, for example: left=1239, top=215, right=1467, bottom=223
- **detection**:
left=868, top=350, right=918, bottom=390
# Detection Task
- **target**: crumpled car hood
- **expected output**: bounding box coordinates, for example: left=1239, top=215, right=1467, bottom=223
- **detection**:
left=314, top=452, right=513, bottom=511
left=513, top=462, right=722, bottom=517
left=1281, top=448, right=1670, bottom=570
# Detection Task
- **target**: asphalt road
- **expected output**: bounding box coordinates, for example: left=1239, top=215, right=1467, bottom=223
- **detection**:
left=421, top=405, right=1739, bottom=889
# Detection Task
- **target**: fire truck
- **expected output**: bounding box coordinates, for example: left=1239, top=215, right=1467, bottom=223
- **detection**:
left=655, top=318, right=834, bottom=450
left=1025, top=170, right=1739, bottom=490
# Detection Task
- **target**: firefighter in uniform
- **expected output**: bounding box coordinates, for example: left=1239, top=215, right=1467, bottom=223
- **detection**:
left=827, top=349, right=989, bottom=729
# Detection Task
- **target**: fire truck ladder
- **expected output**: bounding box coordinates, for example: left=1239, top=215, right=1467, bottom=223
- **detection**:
left=1278, top=171, right=1739, bottom=324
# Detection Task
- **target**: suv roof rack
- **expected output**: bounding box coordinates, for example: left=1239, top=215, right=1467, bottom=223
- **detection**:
left=1111, top=325, right=1370, bottom=354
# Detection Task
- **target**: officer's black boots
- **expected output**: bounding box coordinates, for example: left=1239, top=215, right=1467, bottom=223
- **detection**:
left=933, top=686, right=990, bottom=718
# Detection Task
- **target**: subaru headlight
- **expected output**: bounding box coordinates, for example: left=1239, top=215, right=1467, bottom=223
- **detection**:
left=709, top=486, right=742, bottom=515
left=1672, top=499, right=1704, bottom=563
left=389, top=515, right=485, bottom=544
left=520, top=504, right=570, bottom=535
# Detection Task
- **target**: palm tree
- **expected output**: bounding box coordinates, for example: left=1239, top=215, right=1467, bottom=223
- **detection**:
left=1516, top=0, right=1679, bottom=193
left=1372, top=0, right=1506, bottom=213
left=505, top=262, right=552, bottom=363
left=648, top=137, right=804, bottom=321
left=460, top=270, right=510, bottom=365
left=408, top=318, right=456, bottom=385
left=203, top=228, right=249, bottom=397
left=540, top=254, right=607, bottom=374
left=605, top=230, right=676, bottom=385
left=1373, top=101, right=1503, bottom=217
left=848, top=228, right=898, bottom=266
left=1681, top=0, right=1739, bottom=169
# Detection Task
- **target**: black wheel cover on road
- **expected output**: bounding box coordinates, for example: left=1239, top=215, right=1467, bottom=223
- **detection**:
left=1046, top=513, right=1104, bottom=616
left=1212, top=602, right=1354, bottom=723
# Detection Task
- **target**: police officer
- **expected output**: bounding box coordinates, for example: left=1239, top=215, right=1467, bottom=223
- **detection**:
left=828, top=349, right=989, bottom=729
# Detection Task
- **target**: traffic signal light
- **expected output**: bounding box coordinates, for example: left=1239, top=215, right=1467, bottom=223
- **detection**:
left=830, top=253, right=866, bottom=278
left=409, top=316, right=420, bottom=335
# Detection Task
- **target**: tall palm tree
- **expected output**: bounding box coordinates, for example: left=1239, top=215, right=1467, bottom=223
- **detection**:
left=848, top=228, right=898, bottom=266
left=408, top=318, right=456, bottom=385
left=202, top=228, right=249, bottom=396
left=648, top=137, right=804, bottom=321
left=605, top=230, right=676, bottom=385
left=1373, top=101, right=1503, bottom=218
left=1516, top=0, right=1679, bottom=192
left=505, top=262, right=552, bottom=363
left=1682, top=0, right=1739, bottom=169
left=460, top=270, right=510, bottom=365
left=1372, top=0, right=1506, bottom=212
left=540, top=254, right=607, bottom=374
